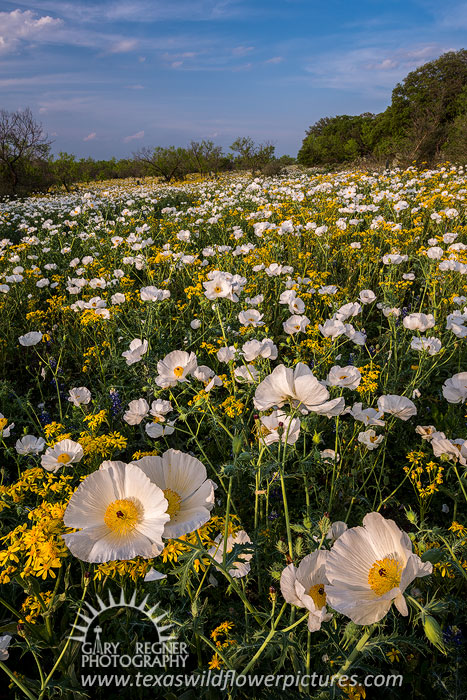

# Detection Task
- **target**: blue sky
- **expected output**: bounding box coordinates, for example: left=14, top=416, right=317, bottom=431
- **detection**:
left=0, top=0, right=466, bottom=158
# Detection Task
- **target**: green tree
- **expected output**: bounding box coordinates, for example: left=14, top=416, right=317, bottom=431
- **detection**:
left=229, top=136, right=275, bottom=173
left=51, top=152, right=80, bottom=192
left=189, top=140, right=224, bottom=176
left=298, top=114, right=377, bottom=166
left=0, top=108, right=51, bottom=194
left=133, top=146, right=189, bottom=182
left=389, top=49, right=467, bottom=162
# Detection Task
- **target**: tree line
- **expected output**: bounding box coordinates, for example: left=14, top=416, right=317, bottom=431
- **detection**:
left=298, top=49, right=467, bottom=167
left=0, top=116, right=294, bottom=197
left=2, top=49, right=466, bottom=196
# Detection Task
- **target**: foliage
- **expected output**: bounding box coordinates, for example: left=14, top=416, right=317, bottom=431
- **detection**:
left=0, top=167, right=465, bottom=698
left=298, top=49, right=467, bottom=167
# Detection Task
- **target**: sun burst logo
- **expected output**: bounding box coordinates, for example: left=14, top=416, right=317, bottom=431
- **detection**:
left=70, top=588, right=189, bottom=679
left=69, top=588, right=173, bottom=645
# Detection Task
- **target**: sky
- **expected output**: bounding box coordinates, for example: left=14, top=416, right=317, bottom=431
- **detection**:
left=0, top=0, right=466, bottom=158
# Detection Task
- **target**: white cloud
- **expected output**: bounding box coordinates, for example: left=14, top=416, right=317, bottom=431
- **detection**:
left=0, top=9, right=63, bottom=53
left=83, top=132, right=97, bottom=141
left=123, top=130, right=145, bottom=142
left=365, top=58, right=399, bottom=70
left=38, top=96, right=94, bottom=114
left=232, top=45, right=254, bottom=56
left=265, top=56, right=283, bottom=64
left=171, top=61, right=183, bottom=68
left=304, top=43, right=456, bottom=96
left=125, top=84, right=144, bottom=89
left=109, top=38, right=138, bottom=53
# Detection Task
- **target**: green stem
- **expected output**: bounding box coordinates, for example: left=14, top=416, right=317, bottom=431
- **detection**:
left=0, top=660, right=37, bottom=700
left=334, top=626, right=374, bottom=679
left=38, top=580, right=89, bottom=700
left=453, top=465, right=467, bottom=504
left=223, top=477, right=233, bottom=564
left=181, top=536, right=264, bottom=625
left=240, top=603, right=288, bottom=675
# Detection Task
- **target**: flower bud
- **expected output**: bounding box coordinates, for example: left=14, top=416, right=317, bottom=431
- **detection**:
left=232, top=433, right=243, bottom=455
left=405, top=507, right=418, bottom=524
left=423, top=615, right=445, bottom=652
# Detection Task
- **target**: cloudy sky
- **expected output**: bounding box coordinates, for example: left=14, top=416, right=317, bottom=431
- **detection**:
left=1, top=0, right=466, bottom=158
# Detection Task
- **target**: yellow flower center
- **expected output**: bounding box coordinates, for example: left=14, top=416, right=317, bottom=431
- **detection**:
left=56, top=452, right=71, bottom=464
left=104, top=498, right=142, bottom=535
left=214, top=286, right=222, bottom=293
left=308, top=583, right=327, bottom=609
left=173, top=366, right=185, bottom=378
left=368, top=556, right=403, bottom=596
left=0, top=418, right=7, bottom=431
left=163, top=489, right=182, bottom=518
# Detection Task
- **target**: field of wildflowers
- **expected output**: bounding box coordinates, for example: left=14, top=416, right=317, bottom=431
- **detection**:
left=0, top=166, right=466, bottom=699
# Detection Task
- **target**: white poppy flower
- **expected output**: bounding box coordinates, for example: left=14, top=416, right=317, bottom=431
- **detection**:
left=238, top=309, right=265, bottom=327
left=280, top=551, right=332, bottom=632
left=0, top=414, right=14, bottom=437
left=15, top=435, right=46, bottom=455
left=325, top=521, right=348, bottom=543
left=155, top=350, right=197, bottom=388
left=254, top=363, right=330, bottom=414
left=234, top=365, right=259, bottom=384
left=358, top=429, right=384, bottom=449
left=359, top=290, right=376, bottom=304
left=0, top=635, right=12, bottom=660
left=144, top=568, right=167, bottom=582
left=334, top=302, right=361, bottom=322
left=124, top=399, right=150, bottom=425
left=68, top=387, right=91, bottom=406
left=122, top=339, right=148, bottom=366
left=288, top=297, right=305, bottom=314
left=62, top=461, right=169, bottom=563
left=382, top=306, right=401, bottom=319
left=327, top=366, right=361, bottom=390
left=431, top=437, right=467, bottom=466
left=217, top=346, right=236, bottom=363
left=318, top=319, right=346, bottom=339
left=150, top=399, right=172, bottom=419
left=377, top=394, right=417, bottom=420
left=132, top=449, right=216, bottom=540
left=312, top=397, right=346, bottom=418
left=350, top=403, right=385, bottom=427
left=259, top=410, right=300, bottom=445
left=279, top=289, right=297, bottom=305
left=242, top=338, right=278, bottom=362
left=325, top=512, right=432, bottom=624
left=320, top=449, right=339, bottom=464
left=145, top=421, right=175, bottom=438
left=283, top=315, right=310, bottom=335
left=410, top=337, right=442, bottom=355
left=203, top=273, right=237, bottom=301
left=442, top=372, right=467, bottom=404
left=415, top=425, right=439, bottom=441
left=403, top=313, right=435, bottom=332
left=111, top=293, right=126, bottom=305
left=344, top=324, right=367, bottom=346
left=208, top=530, right=252, bottom=578
left=19, top=331, right=42, bottom=346
left=41, top=439, right=84, bottom=472
left=140, top=286, right=170, bottom=302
